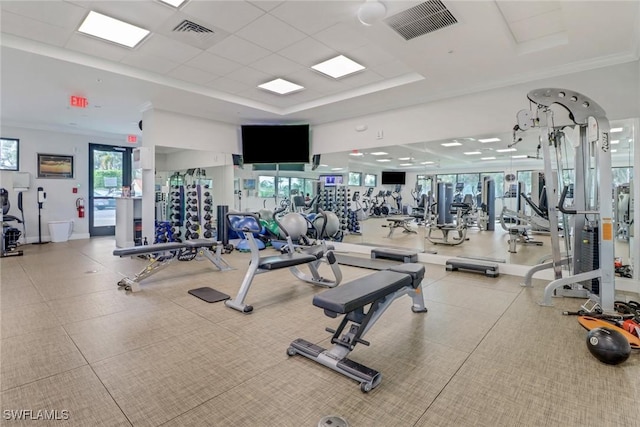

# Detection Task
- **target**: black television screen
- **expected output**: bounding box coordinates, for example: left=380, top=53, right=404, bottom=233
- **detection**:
left=381, top=171, right=406, bottom=185
left=241, top=124, right=309, bottom=164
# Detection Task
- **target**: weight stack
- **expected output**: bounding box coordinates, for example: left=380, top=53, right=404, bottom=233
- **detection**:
left=580, top=226, right=599, bottom=295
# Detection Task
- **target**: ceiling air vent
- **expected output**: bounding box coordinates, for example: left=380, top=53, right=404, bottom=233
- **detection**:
left=173, top=19, right=215, bottom=40
left=385, top=0, right=457, bottom=41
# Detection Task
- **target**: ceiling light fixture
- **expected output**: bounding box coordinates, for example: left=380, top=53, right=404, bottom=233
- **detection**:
left=376, top=159, right=391, bottom=162
left=370, top=151, right=388, bottom=155
left=331, top=167, right=343, bottom=171
left=357, top=0, right=387, bottom=26
left=479, top=138, right=501, bottom=143
left=349, top=152, right=364, bottom=156
left=496, top=148, right=516, bottom=153
left=611, top=140, right=619, bottom=144
left=441, top=142, right=462, bottom=147
left=311, top=55, right=365, bottom=79
left=611, top=149, right=618, bottom=153
left=258, top=78, right=304, bottom=95
left=78, top=11, right=150, bottom=48
left=399, top=163, right=413, bottom=166
left=481, top=157, right=496, bottom=160
left=398, top=157, right=412, bottom=161
left=464, top=151, right=481, bottom=155
left=157, top=0, right=188, bottom=7
left=421, top=161, right=435, bottom=165
left=511, top=155, right=528, bottom=159
left=610, top=127, right=623, bottom=133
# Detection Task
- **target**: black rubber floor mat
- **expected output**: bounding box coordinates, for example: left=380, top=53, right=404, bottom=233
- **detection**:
left=188, top=287, right=230, bottom=303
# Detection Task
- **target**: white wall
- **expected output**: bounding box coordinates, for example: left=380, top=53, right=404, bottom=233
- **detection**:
left=0, top=126, right=135, bottom=242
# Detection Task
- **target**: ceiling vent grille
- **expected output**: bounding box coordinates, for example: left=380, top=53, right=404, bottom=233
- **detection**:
left=385, top=0, right=457, bottom=41
left=173, top=19, right=215, bottom=40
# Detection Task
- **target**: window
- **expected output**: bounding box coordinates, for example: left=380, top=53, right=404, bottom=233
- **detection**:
left=0, top=138, right=19, bottom=171
left=612, top=167, right=633, bottom=187
left=348, top=172, right=362, bottom=186
left=277, top=176, right=290, bottom=198
left=364, top=173, right=376, bottom=187
left=481, top=172, right=505, bottom=198
left=258, top=176, right=275, bottom=197
left=457, top=173, right=481, bottom=196
left=436, top=174, right=456, bottom=184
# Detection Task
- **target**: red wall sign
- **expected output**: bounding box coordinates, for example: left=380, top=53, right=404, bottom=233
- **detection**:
left=127, top=135, right=138, bottom=143
left=70, top=96, right=88, bottom=108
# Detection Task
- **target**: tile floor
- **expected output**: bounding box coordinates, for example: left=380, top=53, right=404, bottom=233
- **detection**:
left=1, top=237, right=638, bottom=426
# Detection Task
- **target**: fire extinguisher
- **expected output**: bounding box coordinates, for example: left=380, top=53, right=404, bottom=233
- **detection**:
left=76, top=197, right=85, bottom=218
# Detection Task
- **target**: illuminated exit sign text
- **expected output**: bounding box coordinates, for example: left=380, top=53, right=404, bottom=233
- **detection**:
left=70, top=96, right=88, bottom=108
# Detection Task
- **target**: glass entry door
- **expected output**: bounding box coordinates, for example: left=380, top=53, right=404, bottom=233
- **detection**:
left=89, top=144, right=132, bottom=236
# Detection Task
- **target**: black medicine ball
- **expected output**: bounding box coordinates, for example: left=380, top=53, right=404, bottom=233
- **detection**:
left=586, top=327, right=631, bottom=365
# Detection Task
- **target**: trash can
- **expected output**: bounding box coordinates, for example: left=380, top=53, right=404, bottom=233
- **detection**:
left=48, top=220, right=73, bottom=242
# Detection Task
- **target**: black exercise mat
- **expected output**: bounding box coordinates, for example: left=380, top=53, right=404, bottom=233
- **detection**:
left=188, top=287, right=230, bottom=303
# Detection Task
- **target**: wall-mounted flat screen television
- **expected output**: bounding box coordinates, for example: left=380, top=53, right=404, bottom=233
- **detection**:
left=241, top=124, right=309, bottom=164
left=381, top=171, right=406, bottom=185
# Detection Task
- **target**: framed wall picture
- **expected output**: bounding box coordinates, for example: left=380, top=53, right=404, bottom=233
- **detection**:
left=37, top=153, right=74, bottom=179
left=0, top=137, right=19, bottom=171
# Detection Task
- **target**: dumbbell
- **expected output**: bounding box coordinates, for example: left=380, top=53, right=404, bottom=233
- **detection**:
left=203, top=230, right=213, bottom=239
left=204, top=222, right=214, bottom=230
left=204, top=213, right=212, bottom=221
left=203, top=205, right=212, bottom=211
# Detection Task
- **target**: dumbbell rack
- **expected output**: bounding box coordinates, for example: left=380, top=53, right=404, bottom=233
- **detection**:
left=183, top=179, right=214, bottom=240
left=317, top=184, right=351, bottom=238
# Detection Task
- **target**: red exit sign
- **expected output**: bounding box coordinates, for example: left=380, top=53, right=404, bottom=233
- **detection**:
left=70, top=96, right=88, bottom=108
left=127, top=135, right=137, bottom=143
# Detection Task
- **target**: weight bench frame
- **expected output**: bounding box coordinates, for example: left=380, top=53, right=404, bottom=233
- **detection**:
left=225, top=212, right=342, bottom=313
left=288, top=263, right=427, bottom=392
left=113, top=239, right=232, bottom=292
left=381, top=217, right=417, bottom=238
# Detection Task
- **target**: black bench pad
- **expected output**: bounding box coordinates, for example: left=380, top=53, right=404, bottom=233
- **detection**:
left=313, top=270, right=412, bottom=314
left=371, top=247, right=418, bottom=263
left=113, top=242, right=185, bottom=257
left=259, top=253, right=317, bottom=270
left=388, top=263, right=425, bottom=288
left=183, top=239, right=219, bottom=248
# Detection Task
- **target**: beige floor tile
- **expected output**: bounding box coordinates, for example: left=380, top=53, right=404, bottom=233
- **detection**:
left=92, top=324, right=282, bottom=427
left=46, top=288, right=174, bottom=324
left=0, top=366, right=131, bottom=426
left=0, top=283, right=44, bottom=310
left=65, top=303, right=212, bottom=363
left=33, top=270, right=125, bottom=302
left=1, top=327, right=87, bottom=391
left=422, top=277, right=520, bottom=316
left=0, top=302, right=61, bottom=339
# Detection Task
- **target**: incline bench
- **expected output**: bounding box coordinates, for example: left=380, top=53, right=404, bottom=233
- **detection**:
left=113, top=239, right=232, bottom=292
left=381, top=217, right=417, bottom=238
left=225, top=212, right=342, bottom=313
left=288, top=263, right=428, bottom=392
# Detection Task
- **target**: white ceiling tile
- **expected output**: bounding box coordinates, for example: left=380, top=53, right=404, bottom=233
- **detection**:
left=248, top=1, right=284, bottom=12
left=248, top=54, right=305, bottom=77
left=509, top=10, right=565, bottom=43
left=167, top=65, right=216, bottom=85
left=136, top=33, right=202, bottom=64
left=0, top=11, right=73, bottom=47
left=65, top=33, right=130, bottom=62
left=313, top=23, right=369, bottom=52
left=181, top=0, right=265, bottom=33
left=1, top=1, right=86, bottom=29
left=346, top=44, right=396, bottom=67
left=206, top=35, right=271, bottom=65
left=225, top=66, right=272, bottom=87
left=277, top=37, right=337, bottom=67
left=496, top=1, right=561, bottom=23
left=205, top=77, right=252, bottom=95
left=269, top=0, right=359, bottom=35
left=371, top=60, right=416, bottom=79
left=339, top=70, right=384, bottom=88
left=236, top=14, right=307, bottom=52
left=121, top=52, right=180, bottom=75
left=186, top=52, right=243, bottom=76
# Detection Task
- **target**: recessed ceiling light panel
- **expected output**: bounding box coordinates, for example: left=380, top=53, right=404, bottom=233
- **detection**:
left=158, top=0, right=188, bottom=7
left=610, top=127, right=623, bottom=133
left=511, top=155, right=528, bottom=159
left=78, top=11, right=150, bottom=48
left=481, top=157, right=496, bottom=160
left=611, top=140, right=619, bottom=144
left=376, top=159, right=391, bottom=162
left=479, top=138, right=500, bottom=143
left=258, top=78, right=304, bottom=95
left=464, top=151, right=481, bottom=155
left=311, top=55, right=365, bottom=79
left=370, top=151, right=388, bottom=156
left=441, top=142, right=462, bottom=147
left=496, top=148, right=516, bottom=153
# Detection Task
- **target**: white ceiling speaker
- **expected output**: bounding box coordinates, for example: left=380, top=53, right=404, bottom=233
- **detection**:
left=358, top=0, right=387, bottom=26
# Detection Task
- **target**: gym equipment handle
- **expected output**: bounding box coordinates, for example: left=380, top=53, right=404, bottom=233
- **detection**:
left=557, top=185, right=576, bottom=215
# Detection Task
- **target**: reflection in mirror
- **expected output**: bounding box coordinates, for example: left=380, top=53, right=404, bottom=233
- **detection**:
left=316, top=117, right=636, bottom=271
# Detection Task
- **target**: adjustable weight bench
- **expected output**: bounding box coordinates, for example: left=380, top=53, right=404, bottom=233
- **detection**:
left=381, top=217, right=417, bottom=238
left=288, top=263, right=428, bottom=392
left=113, top=239, right=232, bottom=292
left=225, top=212, right=342, bottom=313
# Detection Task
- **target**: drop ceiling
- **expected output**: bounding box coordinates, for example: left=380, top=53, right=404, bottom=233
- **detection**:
left=1, top=0, right=639, bottom=165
